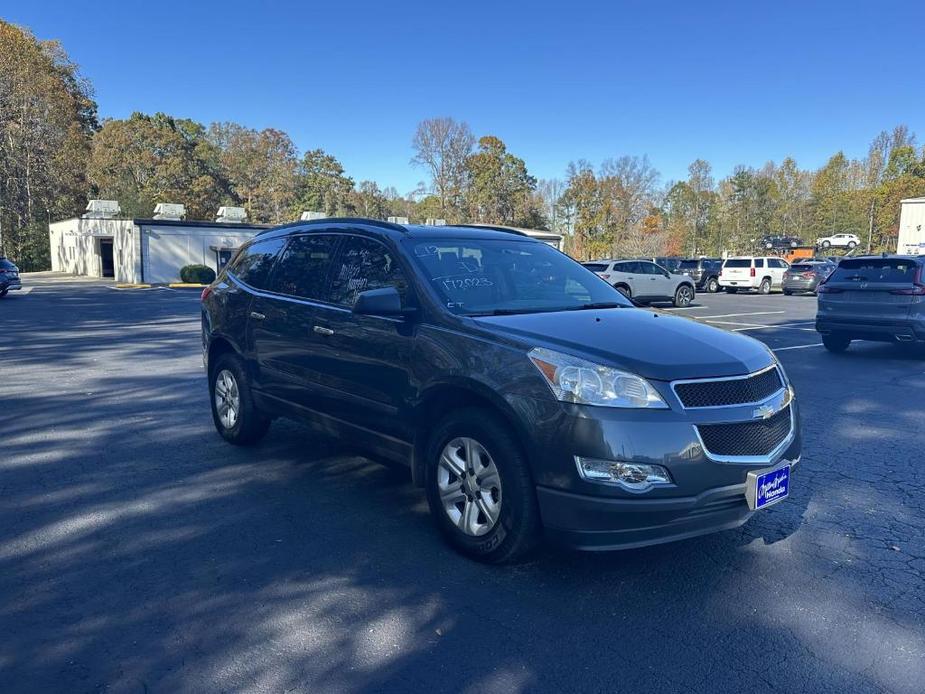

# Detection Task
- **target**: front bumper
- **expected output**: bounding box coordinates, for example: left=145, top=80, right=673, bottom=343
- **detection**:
left=1, top=279, right=22, bottom=291
left=513, top=389, right=802, bottom=551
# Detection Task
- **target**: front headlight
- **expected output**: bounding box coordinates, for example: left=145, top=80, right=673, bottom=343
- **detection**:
left=528, top=347, right=669, bottom=409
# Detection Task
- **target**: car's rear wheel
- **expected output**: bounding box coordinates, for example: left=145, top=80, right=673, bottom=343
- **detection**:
left=674, top=284, right=694, bottom=307
left=706, top=277, right=719, bottom=293
left=822, top=334, right=851, bottom=353
left=615, top=284, right=631, bottom=299
left=821, top=240, right=831, bottom=249
left=759, top=278, right=772, bottom=294
left=847, top=241, right=857, bottom=249
left=209, top=353, right=270, bottom=445
left=425, top=408, right=540, bottom=563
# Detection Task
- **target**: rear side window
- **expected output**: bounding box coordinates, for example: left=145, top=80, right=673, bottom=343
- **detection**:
left=328, top=236, right=409, bottom=307
left=583, top=263, right=609, bottom=272
left=724, top=259, right=751, bottom=268
left=269, top=234, right=340, bottom=300
left=828, top=259, right=920, bottom=284
left=227, top=238, right=285, bottom=289
left=755, top=259, right=765, bottom=268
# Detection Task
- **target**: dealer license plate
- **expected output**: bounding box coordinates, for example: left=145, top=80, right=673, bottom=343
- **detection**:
left=746, top=463, right=791, bottom=510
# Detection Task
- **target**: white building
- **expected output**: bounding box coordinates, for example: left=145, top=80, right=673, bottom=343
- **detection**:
left=49, top=202, right=268, bottom=284
left=897, top=197, right=925, bottom=255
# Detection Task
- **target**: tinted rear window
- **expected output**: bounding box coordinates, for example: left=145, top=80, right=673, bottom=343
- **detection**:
left=789, top=264, right=816, bottom=272
left=679, top=259, right=699, bottom=269
left=724, top=259, right=751, bottom=268
left=227, top=238, right=285, bottom=289
left=583, top=263, right=609, bottom=272
left=828, top=259, right=920, bottom=284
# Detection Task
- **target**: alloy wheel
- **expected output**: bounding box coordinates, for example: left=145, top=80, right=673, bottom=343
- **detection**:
left=676, top=285, right=693, bottom=306
left=214, top=369, right=240, bottom=430
left=437, top=437, right=502, bottom=537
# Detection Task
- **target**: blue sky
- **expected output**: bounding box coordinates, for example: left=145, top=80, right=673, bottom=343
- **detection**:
left=5, top=0, right=924, bottom=193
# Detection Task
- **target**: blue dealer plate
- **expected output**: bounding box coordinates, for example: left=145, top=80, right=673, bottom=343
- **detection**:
left=747, top=464, right=791, bottom=510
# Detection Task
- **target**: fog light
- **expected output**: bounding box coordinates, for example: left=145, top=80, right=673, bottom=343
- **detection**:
left=574, top=457, right=673, bottom=492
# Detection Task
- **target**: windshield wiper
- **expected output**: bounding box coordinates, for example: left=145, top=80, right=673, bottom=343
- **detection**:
left=466, top=308, right=541, bottom=316
left=564, top=302, right=627, bottom=311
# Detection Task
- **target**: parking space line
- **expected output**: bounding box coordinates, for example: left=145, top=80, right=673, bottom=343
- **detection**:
left=661, top=306, right=709, bottom=311
left=698, top=311, right=786, bottom=319
left=731, top=324, right=817, bottom=332
left=772, top=343, right=825, bottom=352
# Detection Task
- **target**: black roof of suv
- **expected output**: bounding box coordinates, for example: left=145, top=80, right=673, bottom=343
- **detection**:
left=201, top=218, right=801, bottom=563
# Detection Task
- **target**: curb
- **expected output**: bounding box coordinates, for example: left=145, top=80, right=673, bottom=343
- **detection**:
left=115, top=283, right=152, bottom=289
left=168, top=283, right=208, bottom=289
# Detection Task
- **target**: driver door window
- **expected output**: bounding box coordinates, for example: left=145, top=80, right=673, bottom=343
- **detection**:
left=329, top=236, right=409, bottom=308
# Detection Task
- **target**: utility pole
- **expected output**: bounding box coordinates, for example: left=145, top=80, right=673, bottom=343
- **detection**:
left=867, top=199, right=875, bottom=254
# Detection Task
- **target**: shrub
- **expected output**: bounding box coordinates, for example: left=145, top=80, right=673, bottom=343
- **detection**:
left=179, top=264, right=216, bottom=284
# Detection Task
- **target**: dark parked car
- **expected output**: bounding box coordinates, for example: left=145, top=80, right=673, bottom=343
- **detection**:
left=677, top=257, right=722, bottom=293
left=201, top=219, right=801, bottom=563
left=760, top=235, right=803, bottom=250
left=782, top=260, right=836, bottom=295
left=0, top=257, right=22, bottom=297
left=816, top=255, right=925, bottom=352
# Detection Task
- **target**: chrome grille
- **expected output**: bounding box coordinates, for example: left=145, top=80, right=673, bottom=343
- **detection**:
left=674, top=367, right=783, bottom=408
left=697, top=406, right=792, bottom=457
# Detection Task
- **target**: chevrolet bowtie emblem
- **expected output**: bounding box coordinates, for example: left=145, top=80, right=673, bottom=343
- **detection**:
left=753, top=404, right=776, bottom=420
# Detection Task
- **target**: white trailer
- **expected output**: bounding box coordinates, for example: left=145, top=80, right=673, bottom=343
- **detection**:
left=897, top=197, right=925, bottom=255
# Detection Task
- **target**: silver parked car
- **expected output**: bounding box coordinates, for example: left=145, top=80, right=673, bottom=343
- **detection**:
left=582, top=259, right=696, bottom=307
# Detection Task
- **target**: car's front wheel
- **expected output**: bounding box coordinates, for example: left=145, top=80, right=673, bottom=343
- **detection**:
left=822, top=334, right=851, bottom=353
left=821, top=240, right=831, bottom=249
left=674, top=284, right=694, bottom=307
left=425, top=408, right=540, bottom=563
left=209, top=353, right=270, bottom=445
left=847, top=241, right=858, bottom=249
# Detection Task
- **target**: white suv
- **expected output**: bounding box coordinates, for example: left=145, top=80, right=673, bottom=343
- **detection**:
left=718, top=256, right=790, bottom=294
left=816, top=233, right=860, bottom=249
left=582, top=259, right=696, bottom=306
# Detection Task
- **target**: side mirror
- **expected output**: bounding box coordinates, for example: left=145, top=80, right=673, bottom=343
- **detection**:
left=353, top=286, right=406, bottom=316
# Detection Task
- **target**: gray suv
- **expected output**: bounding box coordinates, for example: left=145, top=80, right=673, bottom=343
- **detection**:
left=816, top=255, right=925, bottom=352
left=201, top=219, right=801, bottom=563
left=581, top=259, right=696, bottom=307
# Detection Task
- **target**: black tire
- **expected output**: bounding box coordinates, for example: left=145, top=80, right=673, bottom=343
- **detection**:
left=759, top=278, right=772, bottom=294
left=725, top=287, right=738, bottom=294
left=821, top=240, right=831, bottom=249
left=847, top=241, right=857, bottom=249
left=209, top=352, right=270, bottom=445
left=673, top=283, right=694, bottom=307
left=822, top=334, right=851, bottom=353
left=706, top=277, right=719, bottom=293
left=425, top=407, right=541, bottom=564
left=0, top=288, right=8, bottom=298
left=615, top=284, right=632, bottom=299
left=783, top=289, right=793, bottom=296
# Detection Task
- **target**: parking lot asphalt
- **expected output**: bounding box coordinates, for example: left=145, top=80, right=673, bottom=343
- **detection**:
left=1, top=275, right=923, bottom=693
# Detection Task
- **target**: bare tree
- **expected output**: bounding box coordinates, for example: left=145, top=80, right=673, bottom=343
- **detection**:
left=410, top=117, right=474, bottom=219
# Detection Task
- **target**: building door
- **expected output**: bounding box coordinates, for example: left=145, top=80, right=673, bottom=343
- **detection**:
left=99, top=239, right=115, bottom=278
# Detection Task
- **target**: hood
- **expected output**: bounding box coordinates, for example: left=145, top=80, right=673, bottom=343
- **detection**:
left=473, top=308, right=773, bottom=381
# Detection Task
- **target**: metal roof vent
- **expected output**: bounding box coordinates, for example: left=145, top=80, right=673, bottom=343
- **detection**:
left=300, top=211, right=327, bottom=221
left=425, top=218, right=447, bottom=226
left=153, top=203, right=186, bottom=220
left=83, top=200, right=121, bottom=219
left=216, top=206, right=247, bottom=223
left=387, top=216, right=409, bottom=225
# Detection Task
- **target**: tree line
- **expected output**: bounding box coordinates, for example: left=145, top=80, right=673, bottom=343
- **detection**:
left=3, top=20, right=925, bottom=271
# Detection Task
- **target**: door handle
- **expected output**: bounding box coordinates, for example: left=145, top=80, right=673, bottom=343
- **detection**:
left=313, top=326, right=335, bottom=336
left=250, top=311, right=266, bottom=320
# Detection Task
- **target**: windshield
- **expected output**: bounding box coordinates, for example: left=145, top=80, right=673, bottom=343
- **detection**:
left=828, top=258, right=919, bottom=284
left=409, top=239, right=632, bottom=315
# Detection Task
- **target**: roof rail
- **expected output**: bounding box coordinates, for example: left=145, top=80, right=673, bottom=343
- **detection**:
left=451, top=223, right=528, bottom=237
left=257, top=216, right=407, bottom=236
